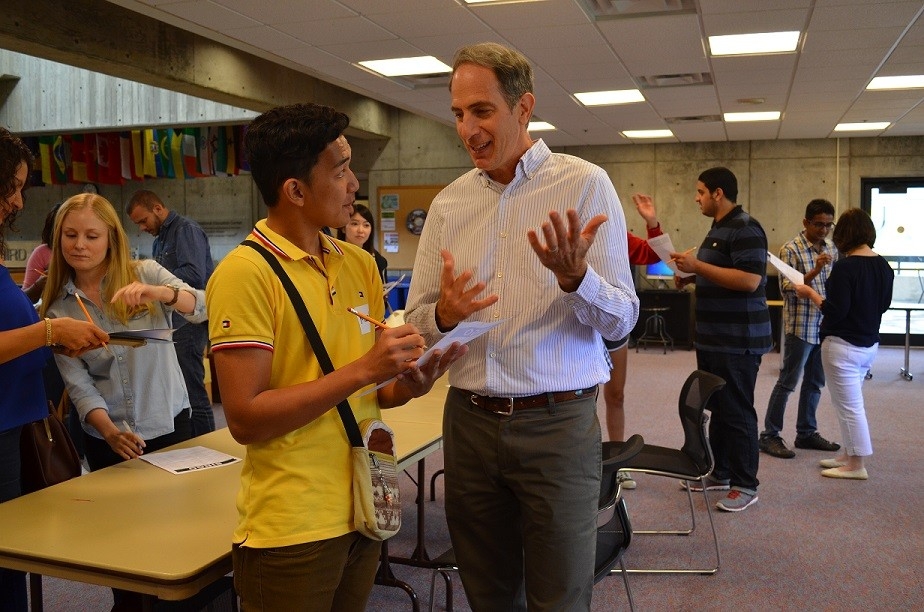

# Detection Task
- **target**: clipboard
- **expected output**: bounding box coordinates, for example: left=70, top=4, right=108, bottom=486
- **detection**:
left=108, top=328, right=175, bottom=348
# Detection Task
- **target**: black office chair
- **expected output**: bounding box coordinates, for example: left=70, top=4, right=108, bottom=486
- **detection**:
left=608, top=369, right=727, bottom=575
left=427, top=434, right=645, bottom=612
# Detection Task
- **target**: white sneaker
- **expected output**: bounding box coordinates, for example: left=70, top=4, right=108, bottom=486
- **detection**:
left=617, top=472, right=637, bottom=490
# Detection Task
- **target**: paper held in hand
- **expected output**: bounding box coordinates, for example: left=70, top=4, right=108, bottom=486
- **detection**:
left=647, top=234, right=695, bottom=278
left=766, top=251, right=804, bottom=285
left=358, top=319, right=505, bottom=397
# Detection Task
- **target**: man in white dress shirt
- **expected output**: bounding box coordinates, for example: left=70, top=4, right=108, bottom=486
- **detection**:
left=404, top=42, right=638, bottom=611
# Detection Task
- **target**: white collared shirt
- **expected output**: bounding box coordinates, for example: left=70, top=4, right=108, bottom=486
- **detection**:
left=405, top=140, right=638, bottom=396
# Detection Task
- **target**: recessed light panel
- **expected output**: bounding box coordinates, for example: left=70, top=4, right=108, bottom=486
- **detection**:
left=724, top=111, right=780, bottom=122
left=833, top=122, right=890, bottom=132
left=358, top=56, right=451, bottom=77
left=574, top=89, right=645, bottom=106
left=621, top=129, right=674, bottom=139
left=709, top=31, right=800, bottom=56
left=867, top=75, right=924, bottom=90
left=528, top=121, right=556, bottom=131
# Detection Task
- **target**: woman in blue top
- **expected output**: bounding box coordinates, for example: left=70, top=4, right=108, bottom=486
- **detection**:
left=796, top=208, right=894, bottom=480
left=0, top=128, right=107, bottom=612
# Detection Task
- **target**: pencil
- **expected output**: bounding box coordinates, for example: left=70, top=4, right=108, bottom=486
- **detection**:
left=32, top=268, right=48, bottom=278
left=347, top=307, right=388, bottom=330
left=668, top=247, right=696, bottom=264
left=74, top=293, right=114, bottom=355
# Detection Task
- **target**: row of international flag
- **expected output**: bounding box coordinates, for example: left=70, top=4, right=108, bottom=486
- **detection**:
left=21, top=125, right=249, bottom=187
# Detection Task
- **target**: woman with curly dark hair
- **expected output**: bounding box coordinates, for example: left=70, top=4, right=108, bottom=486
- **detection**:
left=0, top=128, right=108, bottom=612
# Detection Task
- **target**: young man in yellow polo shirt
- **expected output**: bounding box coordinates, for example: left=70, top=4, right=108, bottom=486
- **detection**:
left=206, top=103, right=465, bottom=611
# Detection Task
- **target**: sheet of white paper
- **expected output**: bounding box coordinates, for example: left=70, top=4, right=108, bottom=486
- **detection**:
left=767, top=251, right=804, bottom=285
left=140, top=446, right=241, bottom=474
left=646, top=233, right=695, bottom=278
left=357, top=319, right=506, bottom=397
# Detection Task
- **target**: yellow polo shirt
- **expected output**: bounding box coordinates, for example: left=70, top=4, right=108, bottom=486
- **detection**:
left=206, top=220, right=385, bottom=548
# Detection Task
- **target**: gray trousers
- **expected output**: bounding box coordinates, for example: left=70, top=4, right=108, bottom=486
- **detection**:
left=443, top=386, right=601, bottom=612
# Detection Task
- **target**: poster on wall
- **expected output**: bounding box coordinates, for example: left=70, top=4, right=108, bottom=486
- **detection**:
left=383, top=231, right=400, bottom=253
left=381, top=194, right=399, bottom=210
left=380, top=211, right=396, bottom=231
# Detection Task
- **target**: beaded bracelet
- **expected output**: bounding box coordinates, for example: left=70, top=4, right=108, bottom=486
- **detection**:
left=44, top=317, right=54, bottom=347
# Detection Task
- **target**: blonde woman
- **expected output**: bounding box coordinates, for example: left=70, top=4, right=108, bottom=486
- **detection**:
left=40, top=193, right=206, bottom=473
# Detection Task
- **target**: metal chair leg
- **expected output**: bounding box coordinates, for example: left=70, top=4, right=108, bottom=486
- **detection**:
left=625, top=480, right=721, bottom=574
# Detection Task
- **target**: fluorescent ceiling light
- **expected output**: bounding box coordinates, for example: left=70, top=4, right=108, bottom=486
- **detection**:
left=709, top=31, right=800, bottom=56
left=724, top=111, right=780, bottom=122
left=528, top=121, right=556, bottom=131
left=358, top=56, right=451, bottom=77
left=867, top=75, right=924, bottom=90
left=621, top=130, right=674, bottom=139
left=574, top=89, right=644, bottom=106
left=833, top=122, right=890, bottom=132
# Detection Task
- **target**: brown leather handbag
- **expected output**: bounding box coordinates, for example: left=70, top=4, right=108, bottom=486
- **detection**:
left=20, top=400, right=82, bottom=494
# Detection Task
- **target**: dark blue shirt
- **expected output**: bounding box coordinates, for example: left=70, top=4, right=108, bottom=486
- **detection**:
left=153, top=210, right=214, bottom=328
left=0, top=266, right=50, bottom=432
left=820, top=255, right=894, bottom=347
left=694, top=205, right=772, bottom=354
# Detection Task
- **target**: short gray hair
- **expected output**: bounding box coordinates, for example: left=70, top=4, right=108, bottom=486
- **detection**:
left=451, top=43, right=533, bottom=110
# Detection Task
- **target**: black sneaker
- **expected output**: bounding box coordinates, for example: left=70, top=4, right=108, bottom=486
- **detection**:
left=759, top=435, right=796, bottom=458
left=794, top=432, right=841, bottom=451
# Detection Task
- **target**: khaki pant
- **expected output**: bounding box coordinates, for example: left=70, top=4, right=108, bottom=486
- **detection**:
left=233, top=531, right=381, bottom=611
left=443, top=387, right=601, bottom=612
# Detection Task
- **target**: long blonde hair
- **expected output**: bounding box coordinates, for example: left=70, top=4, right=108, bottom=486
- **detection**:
left=39, top=193, right=154, bottom=324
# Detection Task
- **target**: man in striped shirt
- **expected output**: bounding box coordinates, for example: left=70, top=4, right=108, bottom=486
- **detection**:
left=671, top=167, right=772, bottom=513
left=405, top=42, right=638, bottom=610
left=759, top=199, right=840, bottom=458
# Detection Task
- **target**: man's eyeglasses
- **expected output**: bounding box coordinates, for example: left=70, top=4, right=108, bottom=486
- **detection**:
left=809, top=221, right=835, bottom=229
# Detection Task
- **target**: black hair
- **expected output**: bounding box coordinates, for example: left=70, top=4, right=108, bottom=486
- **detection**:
left=0, top=127, right=35, bottom=254
left=698, top=167, right=738, bottom=203
left=805, top=198, right=835, bottom=219
left=243, top=103, right=350, bottom=207
left=336, top=203, right=376, bottom=254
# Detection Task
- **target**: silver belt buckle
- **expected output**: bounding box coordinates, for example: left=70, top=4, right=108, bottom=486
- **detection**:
left=495, top=397, right=515, bottom=416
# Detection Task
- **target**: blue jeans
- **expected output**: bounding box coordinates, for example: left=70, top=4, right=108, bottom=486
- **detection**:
left=697, top=350, right=762, bottom=491
left=763, top=334, right=825, bottom=439
left=173, top=322, right=215, bottom=437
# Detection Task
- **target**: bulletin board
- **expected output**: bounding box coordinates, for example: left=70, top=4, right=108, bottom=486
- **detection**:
left=376, top=185, right=444, bottom=269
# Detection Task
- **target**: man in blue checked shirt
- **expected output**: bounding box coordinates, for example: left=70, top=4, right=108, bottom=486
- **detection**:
left=759, top=199, right=841, bottom=459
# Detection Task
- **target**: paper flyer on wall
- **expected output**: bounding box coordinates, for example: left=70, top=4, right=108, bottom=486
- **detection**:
left=140, top=446, right=241, bottom=474
left=646, top=234, right=695, bottom=278
left=766, top=251, right=804, bottom=285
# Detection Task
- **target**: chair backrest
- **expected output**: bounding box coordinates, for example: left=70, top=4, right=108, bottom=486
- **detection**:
left=594, top=433, right=644, bottom=583
left=594, top=496, right=632, bottom=584
left=677, top=370, right=726, bottom=476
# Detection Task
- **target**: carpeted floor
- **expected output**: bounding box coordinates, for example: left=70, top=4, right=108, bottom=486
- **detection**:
left=32, top=346, right=924, bottom=610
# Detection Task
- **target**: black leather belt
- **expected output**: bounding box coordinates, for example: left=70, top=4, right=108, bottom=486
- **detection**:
left=464, top=386, right=597, bottom=416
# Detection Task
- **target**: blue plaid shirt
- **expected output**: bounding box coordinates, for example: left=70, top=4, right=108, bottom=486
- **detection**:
left=780, top=231, right=836, bottom=345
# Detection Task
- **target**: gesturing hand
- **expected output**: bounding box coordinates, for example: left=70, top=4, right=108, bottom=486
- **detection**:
left=434, top=249, right=499, bottom=331
left=527, top=209, right=607, bottom=293
left=111, top=282, right=168, bottom=307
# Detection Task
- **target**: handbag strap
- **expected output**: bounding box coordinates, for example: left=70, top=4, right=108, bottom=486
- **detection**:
left=241, top=240, right=364, bottom=448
